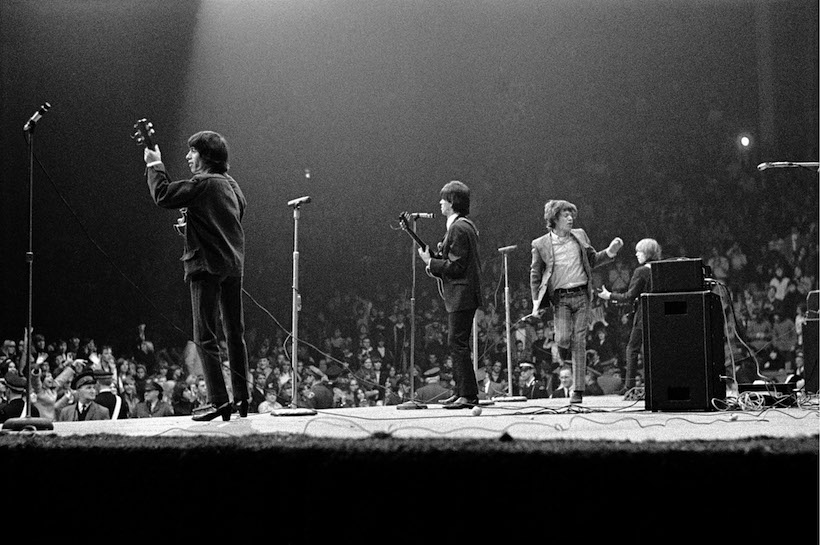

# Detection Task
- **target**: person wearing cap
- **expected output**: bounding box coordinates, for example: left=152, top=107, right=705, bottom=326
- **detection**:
left=94, top=371, right=128, bottom=420
left=134, top=379, right=174, bottom=418
left=303, top=365, right=335, bottom=410
left=518, top=362, right=548, bottom=399
left=417, top=181, right=483, bottom=410
left=0, top=371, right=42, bottom=422
left=56, top=370, right=110, bottom=422
left=414, top=367, right=453, bottom=404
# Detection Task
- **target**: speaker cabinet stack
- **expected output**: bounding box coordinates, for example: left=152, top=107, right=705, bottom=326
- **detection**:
left=641, top=290, right=725, bottom=411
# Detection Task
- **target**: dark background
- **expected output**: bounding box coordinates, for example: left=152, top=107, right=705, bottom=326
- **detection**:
left=1, top=0, right=817, bottom=350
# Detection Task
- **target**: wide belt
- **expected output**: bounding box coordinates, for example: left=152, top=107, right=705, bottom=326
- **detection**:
left=555, top=284, right=587, bottom=295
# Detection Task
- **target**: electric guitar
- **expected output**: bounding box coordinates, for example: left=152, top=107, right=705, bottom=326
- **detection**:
left=131, top=118, right=187, bottom=237
left=398, top=211, right=445, bottom=300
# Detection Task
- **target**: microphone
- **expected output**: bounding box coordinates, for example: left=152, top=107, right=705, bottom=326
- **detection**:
left=758, top=161, right=820, bottom=171
left=23, top=102, right=51, bottom=132
left=287, top=196, right=311, bottom=207
left=498, top=244, right=517, bottom=253
left=409, top=213, right=434, bottom=219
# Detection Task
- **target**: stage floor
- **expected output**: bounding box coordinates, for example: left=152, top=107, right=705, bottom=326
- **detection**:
left=37, top=394, right=819, bottom=442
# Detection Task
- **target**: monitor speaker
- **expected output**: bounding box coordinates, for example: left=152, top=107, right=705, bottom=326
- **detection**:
left=641, top=290, right=725, bottom=411
left=650, top=257, right=706, bottom=293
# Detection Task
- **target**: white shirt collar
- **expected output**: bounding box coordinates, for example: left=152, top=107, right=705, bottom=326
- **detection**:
left=446, top=214, right=459, bottom=230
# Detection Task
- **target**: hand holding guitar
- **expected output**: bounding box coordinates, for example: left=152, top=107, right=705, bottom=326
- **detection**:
left=131, top=118, right=187, bottom=237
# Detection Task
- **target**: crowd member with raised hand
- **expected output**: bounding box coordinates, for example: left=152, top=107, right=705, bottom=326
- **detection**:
left=31, top=364, right=72, bottom=421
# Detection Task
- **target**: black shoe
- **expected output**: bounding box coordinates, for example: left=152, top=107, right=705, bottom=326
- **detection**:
left=443, top=397, right=479, bottom=409
left=192, top=401, right=233, bottom=422
left=438, top=394, right=458, bottom=405
left=235, top=400, right=249, bottom=418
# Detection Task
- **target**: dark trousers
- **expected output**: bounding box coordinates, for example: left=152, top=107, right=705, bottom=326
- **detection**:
left=448, top=308, right=478, bottom=399
left=189, top=272, right=249, bottom=405
left=624, top=308, right=643, bottom=388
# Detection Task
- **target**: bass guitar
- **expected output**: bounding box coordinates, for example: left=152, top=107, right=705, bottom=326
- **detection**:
left=398, top=211, right=444, bottom=300
left=131, top=118, right=187, bottom=237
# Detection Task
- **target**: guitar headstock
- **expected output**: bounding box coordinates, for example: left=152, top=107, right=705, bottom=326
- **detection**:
left=131, top=118, right=156, bottom=150
left=398, top=211, right=412, bottom=230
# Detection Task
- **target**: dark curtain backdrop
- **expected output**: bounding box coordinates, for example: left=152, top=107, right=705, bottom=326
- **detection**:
left=1, top=0, right=817, bottom=350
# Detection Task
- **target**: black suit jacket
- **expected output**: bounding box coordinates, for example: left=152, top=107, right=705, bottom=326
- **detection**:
left=551, top=387, right=572, bottom=399
left=147, top=165, right=246, bottom=282
left=428, top=216, right=482, bottom=313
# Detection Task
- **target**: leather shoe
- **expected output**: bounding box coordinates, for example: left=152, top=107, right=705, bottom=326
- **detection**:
left=443, top=397, right=478, bottom=409
left=570, top=391, right=583, bottom=404
left=192, top=401, right=233, bottom=422
left=234, top=400, right=249, bottom=418
left=438, top=394, right=459, bottom=405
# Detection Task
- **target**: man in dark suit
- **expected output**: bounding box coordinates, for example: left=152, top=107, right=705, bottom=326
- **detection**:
left=143, top=131, right=250, bottom=422
left=529, top=199, right=623, bottom=404
left=518, top=361, right=548, bottom=399
left=551, top=365, right=574, bottom=399
left=418, top=180, right=482, bottom=409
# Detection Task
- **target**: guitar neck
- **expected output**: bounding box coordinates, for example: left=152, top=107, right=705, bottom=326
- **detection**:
left=406, top=229, right=428, bottom=251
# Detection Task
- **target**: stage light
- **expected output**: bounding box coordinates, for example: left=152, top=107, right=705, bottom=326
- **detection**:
left=736, top=133, right=753, bottom=150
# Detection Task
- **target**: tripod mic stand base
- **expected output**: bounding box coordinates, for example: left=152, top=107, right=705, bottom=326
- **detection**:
left=492, top=395, right=528, bottom=403
left=396, top=401, right=427, bottom=410
left=271, top=408, right=317, bottom=417
left=2, top=417, right=54, bottom=431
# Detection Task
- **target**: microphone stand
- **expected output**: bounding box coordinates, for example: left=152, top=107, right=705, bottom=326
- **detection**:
left=494, top=245, right=526, bottom=402
left=398, top=215, right=428, bottom=410
left=4, top=118, right=54, bottom=431
left=272, top=197, right=316, bottom=417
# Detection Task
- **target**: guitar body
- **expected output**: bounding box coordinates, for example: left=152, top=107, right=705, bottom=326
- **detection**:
left=398, top=212, right=445, bottom=300
left=132, top=118, right=187, bottom=237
